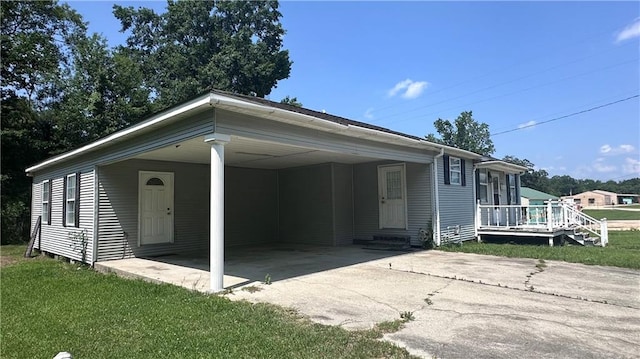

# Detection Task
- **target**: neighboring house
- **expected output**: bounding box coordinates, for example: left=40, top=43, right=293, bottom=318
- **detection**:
left=26, top=90, right=525, bottom=292
left=520, top=187, right=558, bottom=206
left=563, top=190, right=639, bottom=207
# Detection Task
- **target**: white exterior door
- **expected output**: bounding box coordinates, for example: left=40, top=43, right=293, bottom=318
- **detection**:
left=138, top=171, right=174, bottom=245
left=378, top=164, right=408, bottom=229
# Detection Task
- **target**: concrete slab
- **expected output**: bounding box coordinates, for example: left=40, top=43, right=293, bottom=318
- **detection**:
left=95, top=258, right=248, bottom=291
left=229, top=249, right=640, bottom=359
left=94, top=245, right=640, bottom=358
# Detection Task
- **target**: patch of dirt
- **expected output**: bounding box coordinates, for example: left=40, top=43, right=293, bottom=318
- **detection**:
left=607, top=220, right=640, bottom=230
left=0, top=255, right=21, bottom=268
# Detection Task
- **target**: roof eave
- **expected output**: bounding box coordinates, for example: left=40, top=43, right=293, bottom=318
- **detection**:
left=25, top=94, right=213, bottom=175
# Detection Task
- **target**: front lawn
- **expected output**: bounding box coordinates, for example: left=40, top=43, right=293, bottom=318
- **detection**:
left=0, top=248, right=414, bottom=359
left=438, top=231, right=640, bottom=269
left=583, top=209, right=640, bottom=220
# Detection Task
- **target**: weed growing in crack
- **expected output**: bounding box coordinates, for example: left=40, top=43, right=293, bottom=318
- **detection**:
left=264, top=274, right=272, bottom=285
left=424, top=298, right=433, bottom=305
left=400, top=311, right=415, bottom=322
left=241, top=285, right=263, bottom=293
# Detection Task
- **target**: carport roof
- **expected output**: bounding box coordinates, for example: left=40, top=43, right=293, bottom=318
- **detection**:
left=26, top=89, right=517, bottom=174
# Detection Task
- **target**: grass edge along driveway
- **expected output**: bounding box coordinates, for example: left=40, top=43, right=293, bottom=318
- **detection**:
left=0, top=249, right=416, bottom=359
left=438, top=230, right=640, bottom=269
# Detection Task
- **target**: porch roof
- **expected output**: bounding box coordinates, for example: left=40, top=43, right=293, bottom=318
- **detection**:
left=26, top=90, right=494, bottom=175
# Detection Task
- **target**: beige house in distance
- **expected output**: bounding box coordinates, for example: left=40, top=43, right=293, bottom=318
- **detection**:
left=563, top=190, right=639, bottom=207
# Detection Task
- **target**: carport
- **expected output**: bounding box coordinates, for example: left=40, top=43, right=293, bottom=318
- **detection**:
left=92, top=91, right=435, bottom=292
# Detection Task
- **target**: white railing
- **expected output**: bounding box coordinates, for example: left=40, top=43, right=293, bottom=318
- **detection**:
left=475, top=200, right=608, bottom=246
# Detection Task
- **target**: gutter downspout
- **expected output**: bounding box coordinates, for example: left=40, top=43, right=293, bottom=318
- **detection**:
left=433, top=148, right=444, bottom=246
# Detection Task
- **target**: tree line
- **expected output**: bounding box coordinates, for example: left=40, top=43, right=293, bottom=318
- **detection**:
left=1, top=0, right=292, bottom=243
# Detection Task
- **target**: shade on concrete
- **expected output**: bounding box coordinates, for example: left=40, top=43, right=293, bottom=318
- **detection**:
left=94, top=244, right=411, bottom=292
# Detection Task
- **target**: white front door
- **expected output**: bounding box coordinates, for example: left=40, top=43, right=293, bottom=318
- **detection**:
left=138, top=171, right=174, bottom=245
left=378, top=164, right=408, bottom=229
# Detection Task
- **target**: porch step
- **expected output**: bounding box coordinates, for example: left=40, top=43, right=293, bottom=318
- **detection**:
left=566, top=231, right=599, bottom=246
left=354, top=235, right=411, bottom=251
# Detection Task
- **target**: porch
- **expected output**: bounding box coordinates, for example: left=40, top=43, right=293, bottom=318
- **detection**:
left=475, top=201, right=609, bottom=247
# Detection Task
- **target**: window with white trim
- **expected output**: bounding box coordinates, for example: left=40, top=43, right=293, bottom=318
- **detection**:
left=478, top=169, right=488, bottom=203
left=65, top=174, right=77, bottom=226
left=449, top=157, right=461, bottom=185
left=42, top=181, right=50, bottom=224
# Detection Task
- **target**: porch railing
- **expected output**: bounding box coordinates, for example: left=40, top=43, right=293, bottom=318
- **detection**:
left=475, top=200, right=608, bottom=246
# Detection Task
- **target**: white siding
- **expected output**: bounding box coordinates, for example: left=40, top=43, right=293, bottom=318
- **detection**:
left=354, top=161, right=432, bottom=246
left=32, top=169, right=95, bottom=263
left=97, top=159, right=210, bottom=261
left=31, top=182, right=42, bottom=244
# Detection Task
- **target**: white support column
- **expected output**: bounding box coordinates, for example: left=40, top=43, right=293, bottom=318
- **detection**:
left=205, top=133, right=231, bottom=293
left=546, top=201, right=553, bottom=232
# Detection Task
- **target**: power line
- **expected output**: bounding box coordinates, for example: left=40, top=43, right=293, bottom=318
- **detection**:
left=490, top=90, right=639, bottom=133
left=377, top=58, right=639, bottom=126
left=370, top=25, right=634, bottom=116
left=490, top=95, right=639, bottom=137
left=374, top=41, right=639, bottom=121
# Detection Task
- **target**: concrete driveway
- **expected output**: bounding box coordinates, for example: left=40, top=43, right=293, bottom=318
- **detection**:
left=231, top=249, right=640, bottom=359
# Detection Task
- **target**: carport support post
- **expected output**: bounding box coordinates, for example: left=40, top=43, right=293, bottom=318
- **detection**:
left=205, top=133, right=231, bottom=292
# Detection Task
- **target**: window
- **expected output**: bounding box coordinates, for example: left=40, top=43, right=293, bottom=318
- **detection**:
left=449, top=157, right=461, bottom=185
left=588, top=198, right=595, bottom=204
left=509, top=174, right=517, bottom=204
left=42, top=180, right=51, bottom=224
left=63, top=173, right=80, bottom=227
left=478, top=169, right=488, bottom=203
left=443, top=155, right=466, bottom=186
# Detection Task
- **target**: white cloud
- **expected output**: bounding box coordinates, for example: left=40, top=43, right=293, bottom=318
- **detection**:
left=388, top=79, right=429, bottom=99
left=622, top=157, right=640, bottom=174
left=517, top=120, right=537, bottom=129
left=593, top=158, right=616, bottom=173
left=620, top=144, right=635, bottom=153
left=615, top=18, right=640, bottom=43
left=599, top=144, right=635, bottom=155
left=363, top=108, right=374, bottom=120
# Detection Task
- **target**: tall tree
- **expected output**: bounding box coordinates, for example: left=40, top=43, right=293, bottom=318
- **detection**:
left=426, top=111, right=495, bottom=156
left=113, top=0, right=292, bottom=108
left=52, top=33, right=154, bottom=150
left=1, top=0, right=86, bottom=243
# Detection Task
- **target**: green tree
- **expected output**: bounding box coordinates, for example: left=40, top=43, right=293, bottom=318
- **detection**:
left=52, top=33, right=154, bottom=150
left=1, top=0, right=86, bottom=243
left=426, top=111, right=495, bottom=156
left=113, top=0, right=291, bottom=108
left=502, top=156, right=550, bottom=193
left=280, top=96, right=302, bottom=107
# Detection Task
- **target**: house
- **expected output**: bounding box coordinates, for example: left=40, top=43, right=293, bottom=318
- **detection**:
left=520, top=187, right=558, bottom=206
left=26, top=90, right=525, bottom=292
left=563, top=190, right=639, bottom=207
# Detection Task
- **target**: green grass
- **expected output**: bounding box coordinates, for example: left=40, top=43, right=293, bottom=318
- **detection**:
left=1, top=249, right=414, bottom=359
left=438, top=231, right=640, bottom=269
left=583, top=209, right=640, bottom=220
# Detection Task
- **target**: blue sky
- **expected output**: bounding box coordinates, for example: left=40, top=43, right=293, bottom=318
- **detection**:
left=69, top=1, right=639, bottom=181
